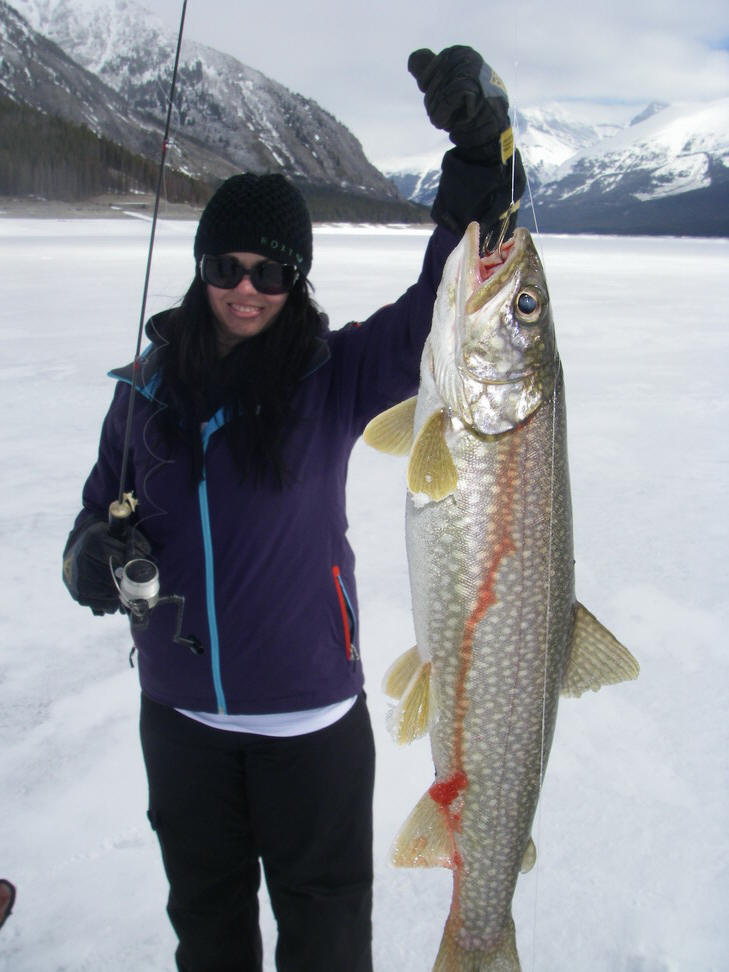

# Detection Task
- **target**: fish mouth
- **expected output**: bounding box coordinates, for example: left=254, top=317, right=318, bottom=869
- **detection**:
left=467, top=227, right=529, bottom=314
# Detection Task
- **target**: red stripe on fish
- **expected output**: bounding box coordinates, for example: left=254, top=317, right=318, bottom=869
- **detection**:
left=452, top=433, right=520, bottom=773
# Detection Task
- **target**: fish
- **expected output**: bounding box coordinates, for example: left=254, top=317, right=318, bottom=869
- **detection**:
left=364, top=223, right=639, bottom=971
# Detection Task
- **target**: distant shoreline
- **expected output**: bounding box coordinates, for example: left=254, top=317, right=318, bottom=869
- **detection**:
left=0, top=194, right=204, bottom=221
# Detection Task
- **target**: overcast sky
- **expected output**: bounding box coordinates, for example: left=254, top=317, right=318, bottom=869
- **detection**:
left=151, top=0, right=729, bottom=166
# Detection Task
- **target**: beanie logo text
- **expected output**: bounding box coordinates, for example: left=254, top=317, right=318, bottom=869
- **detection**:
left=260, top=236, right=304, bottom=269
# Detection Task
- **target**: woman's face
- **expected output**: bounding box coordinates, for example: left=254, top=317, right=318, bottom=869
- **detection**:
left=206, top=252, right=289, bottom=353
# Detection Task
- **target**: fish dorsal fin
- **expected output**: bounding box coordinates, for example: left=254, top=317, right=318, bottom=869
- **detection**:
left=390, top=788, right=454, bottom=869
left=362, top=397, right=417, bottom=455
left=561, top=603, right=640, bottom=697
left=407, top=409, right=457, bottom=501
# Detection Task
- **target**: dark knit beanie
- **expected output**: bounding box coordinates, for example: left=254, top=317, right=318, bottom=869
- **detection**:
left=194, top=173, right=313, bottom=277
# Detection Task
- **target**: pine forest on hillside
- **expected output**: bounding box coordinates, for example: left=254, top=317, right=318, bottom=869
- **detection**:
left=0, top=96, right=213, bottom=204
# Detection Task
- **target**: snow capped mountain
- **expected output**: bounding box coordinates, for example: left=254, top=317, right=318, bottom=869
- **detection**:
left=3, top=0, right=399, bottom=199
left=0, top=0, right=160, bottom=156
left=383, top=102, right=632, bottom=205
left=2, top=0, right=726, bottom=233
left=385, top=98, right=729, bottom=236
left=513, top=103, right=628, bottom=188
left=528, top=97, right=729, bottom=235
left=548, top=98, right=729, bottom=202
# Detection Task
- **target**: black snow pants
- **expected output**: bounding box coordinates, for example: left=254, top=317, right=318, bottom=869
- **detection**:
left=140, top=693, right=375, bottom=972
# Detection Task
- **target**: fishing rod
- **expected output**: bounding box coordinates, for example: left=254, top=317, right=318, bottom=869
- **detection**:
left=110, top=0, right=188, bottom=528
left=108, top=0, right=202, bottom=655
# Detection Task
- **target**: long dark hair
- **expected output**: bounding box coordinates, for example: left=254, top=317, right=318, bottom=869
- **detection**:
left=154, top=272, right=323, bottom=487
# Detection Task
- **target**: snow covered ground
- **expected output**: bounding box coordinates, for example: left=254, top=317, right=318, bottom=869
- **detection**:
left=0, top=217, right=727, bottom=971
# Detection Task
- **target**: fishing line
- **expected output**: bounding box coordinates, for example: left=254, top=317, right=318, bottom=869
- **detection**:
left=114, top=0, right=189, bottom=514
left=502, top=22, right=558, bottom=972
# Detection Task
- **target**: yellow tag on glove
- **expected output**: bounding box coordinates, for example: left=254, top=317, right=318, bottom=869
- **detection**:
left=500, top=127, right=514, bottom=164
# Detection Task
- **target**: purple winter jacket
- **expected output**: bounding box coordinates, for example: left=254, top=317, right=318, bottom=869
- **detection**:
left=71, top=226, right=458, bottom=714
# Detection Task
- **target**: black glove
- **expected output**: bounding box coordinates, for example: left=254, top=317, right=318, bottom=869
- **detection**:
left=63, top=519, right=151, bottom=616
left=409, top=46, right=526, bottom=244
left=431, top=148, right=526, bottom=246
left=409, top=46, right=512, bottom=163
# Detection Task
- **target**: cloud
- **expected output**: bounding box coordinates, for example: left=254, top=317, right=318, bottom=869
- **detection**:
left=155, top=0, right=729, bottom=163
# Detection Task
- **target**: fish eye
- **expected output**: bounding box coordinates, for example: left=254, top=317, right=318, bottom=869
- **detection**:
left=516, top=289, right=541, bottom=322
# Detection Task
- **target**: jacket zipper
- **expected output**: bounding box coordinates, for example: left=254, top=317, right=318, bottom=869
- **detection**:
left=332, top=565, right=359, bottom=662
left=199, top=411, right=227, bottom=714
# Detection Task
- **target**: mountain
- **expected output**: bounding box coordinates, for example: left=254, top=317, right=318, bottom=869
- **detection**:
left=385, top=100, right=729, bottom=237
left=383, top=104, right=630, bottom=203
left=1, top=0, right=427, bottom=220
left=5, top=0, right=400, bottom=200
left=0, top=0, right=171, bottom=162
left=525, top=99, right=729, bottom=236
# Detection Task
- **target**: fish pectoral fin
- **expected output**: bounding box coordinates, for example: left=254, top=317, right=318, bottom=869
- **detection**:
left=390, top=789, right=453, bottom=869
left=385, top=653, right=434, bottom=745
left=561, top=602, right=640, bottom=697
left=521, top=837, right=537, bottom=873
left=362, top=397, right=417, bottom=455
left=407, top=409, right=457, bottom=501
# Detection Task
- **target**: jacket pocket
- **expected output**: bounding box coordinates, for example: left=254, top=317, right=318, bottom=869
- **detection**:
left=332, top=565, right=359, bottom=662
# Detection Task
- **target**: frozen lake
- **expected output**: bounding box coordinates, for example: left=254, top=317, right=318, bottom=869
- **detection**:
left=0, top=217, right=727, bottom=970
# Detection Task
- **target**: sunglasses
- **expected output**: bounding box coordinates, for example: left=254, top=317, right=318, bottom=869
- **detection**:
left=199, top=254, right=299, bottom=295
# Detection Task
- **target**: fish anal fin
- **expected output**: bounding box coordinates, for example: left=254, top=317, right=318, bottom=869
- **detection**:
left=561, top=602, right=640, bottom=697
left=521, top=837, right=537, bottom=873
left=363, top=397, right=417, bottom=455
left=386, top=656, right=434, bottom=745
left=407, top=409, right=457, bottom=501
left=390, top=789, right=453, bottom=869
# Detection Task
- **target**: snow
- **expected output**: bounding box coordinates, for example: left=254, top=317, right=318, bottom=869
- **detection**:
left=554, top=97, right=729, bottom=195
left=0, top=218, right=728, bottom=971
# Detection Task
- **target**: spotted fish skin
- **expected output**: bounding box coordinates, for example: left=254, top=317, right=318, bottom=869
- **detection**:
left=410, top=367, right=572, bottom=966
left=365, top=224, right=638, bottom=970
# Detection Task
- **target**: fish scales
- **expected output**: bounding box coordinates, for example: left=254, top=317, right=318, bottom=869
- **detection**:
left=364, top=223, right=639, bottom=971
left=409, top=369, right=573, bottom=956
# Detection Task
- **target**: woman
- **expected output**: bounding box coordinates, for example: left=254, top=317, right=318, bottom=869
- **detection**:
left=63, top=47, right=524, bottom=972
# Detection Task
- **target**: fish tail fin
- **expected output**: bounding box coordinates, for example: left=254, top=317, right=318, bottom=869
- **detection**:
left=383, top=647, right=434, bottom=744
left=390, top=789, right=453, bottom=868
left=561, top=602, right=640, bottom=697
left=433, top=916, right=521, bottom=971
left=362, top=396, right=417, bottom=455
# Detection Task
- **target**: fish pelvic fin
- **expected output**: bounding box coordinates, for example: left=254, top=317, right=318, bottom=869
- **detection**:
left=407, top=409, right=457, bottom=501
left=362, top=396, right=417, bottom=455
left=383, top=645, right=421, bottom=699
left=433, top=915, right=521, bottom=971
left=384, top=648, right=434, bottom=744
left=561, top=602, right=640, bottom=697
left=390, top=789, right=454, bottom=869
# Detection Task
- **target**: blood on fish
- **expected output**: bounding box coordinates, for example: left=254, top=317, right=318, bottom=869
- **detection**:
left=429, top=770, right=468, bottom=808
left=478, top=238, right=515, bottom=281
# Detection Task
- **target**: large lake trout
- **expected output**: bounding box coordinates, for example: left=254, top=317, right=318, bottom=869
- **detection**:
left=364, top=223, right=639, bottom=970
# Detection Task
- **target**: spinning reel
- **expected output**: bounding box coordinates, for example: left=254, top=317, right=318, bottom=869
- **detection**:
left=109, top=494, right=203, bottom=656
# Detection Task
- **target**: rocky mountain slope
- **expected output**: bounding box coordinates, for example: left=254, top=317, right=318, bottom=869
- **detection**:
left=1, top=0, right=410, bottom=213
